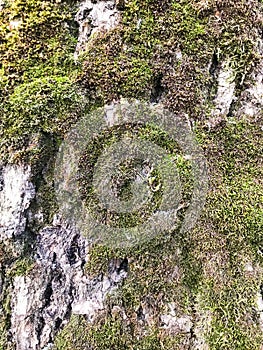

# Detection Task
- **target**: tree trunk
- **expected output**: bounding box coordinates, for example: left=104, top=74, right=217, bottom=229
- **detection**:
left=0, top=0, right=262, bottom=349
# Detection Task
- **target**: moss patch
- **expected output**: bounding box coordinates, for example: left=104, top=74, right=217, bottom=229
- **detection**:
left=54, top=0, right=263, bottom=348
left=0, top=0, right=78, bottom=90
left=1, top=76, right=86, bottom=163
left=189, top=117, right=263, bottom=349
left=0, top=0, right=86, bottom=164
left=77, top=0, right=212, bottom=112
left=68, top=116, right=263, bottom=349
left=0, top=0, right=262, bottom=349
left=77, top=0, right=260, bottom=115
left=78, top=123, right=192, bottom=231
left=54, top=314, right=188, bottom=350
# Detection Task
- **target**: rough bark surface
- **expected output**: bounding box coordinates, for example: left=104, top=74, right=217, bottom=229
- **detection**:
left=0, top=0, right=262, bottom=349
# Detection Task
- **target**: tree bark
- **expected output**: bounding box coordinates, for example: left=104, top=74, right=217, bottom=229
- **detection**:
left=0, top=0, right=262, bottom=349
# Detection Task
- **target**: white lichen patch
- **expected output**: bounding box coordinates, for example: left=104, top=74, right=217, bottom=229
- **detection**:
left=256, top=290, right=263, bottom=331
left=75, top=0, right=120, bottom=57
left=9, top=19, right=22, bottom=30
left=0, top=165, right=35, bottom=239
left=214, top=62, right=236, bottom=114
left=238, top=65, right=263, bottom=119
left=11, top=276, right=40, bottom=350
left=160, top=302, right=193, bottom=334
left=71, top=274, right=115, bottom=319
left=208, top=61, right=236, bottom=128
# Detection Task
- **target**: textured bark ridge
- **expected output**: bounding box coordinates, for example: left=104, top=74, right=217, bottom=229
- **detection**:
left=0, top=165, right=128, bottom=349
left=0, top=0, right=263, bottom=349
left=10, top=224, right=127, bottom=349
left=74, top=0, right=120, bottom=58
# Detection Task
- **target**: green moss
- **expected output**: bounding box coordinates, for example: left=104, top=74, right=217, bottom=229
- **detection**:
left=0, top=320, right=10, bottom=350
left=84, top=244, right=124, bottom=277
left=0, top=0, right=85, bottom=164
left=1, top=0, right=262, bottom=348
left=198, top=266, right=263, bottom=350
left=78, top=123, right=190, bottom=230
left=189, top=117, right=263, bottom=349
left=80, top=117, right=263, bottom=350
left=198, top=274, right=262, bottom=350
left=78, top=0, right=211, bottom=111
left=1, top=76, right=86, bottom=162
left=8, top=257, right=34, bottom=277
left=76, top=115, right=262, bottom=350
left=54, top=314, right=186, bottom=350
left=84, top=232, right=195, bottom=320
left=201, top=119, right=263, bottom=252
left=77, top=0, right=260, bottom=117
left=0, top=0, right=78, bottom=89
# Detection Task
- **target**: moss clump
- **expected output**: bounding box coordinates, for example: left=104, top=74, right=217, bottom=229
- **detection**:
left=77, top=122, right=192, bottom=232
left=8, top=257, right=34, bottom=277
left=78, top=0, right=212, bottom=113
left=188, top=117, right=263, bottom=349
left=75, top=116, right=263, bottom=349
left=0, top=0, right=85, bottom=164
left=54, top=314, right=187, bottom=350
left=206, top=276, right=262, bottom=349
left=77, top=0, right=261, bottom=116
left=84, top=244, right=124, bottom=277
left=200, top=119, right=263, bottom=256
left=0, top=0, right=78, bottom=91
left=1, top=76, right=86, bottom=163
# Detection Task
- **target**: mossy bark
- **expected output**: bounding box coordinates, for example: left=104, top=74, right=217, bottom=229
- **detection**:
left=0, top=0, right=263, bottom=349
